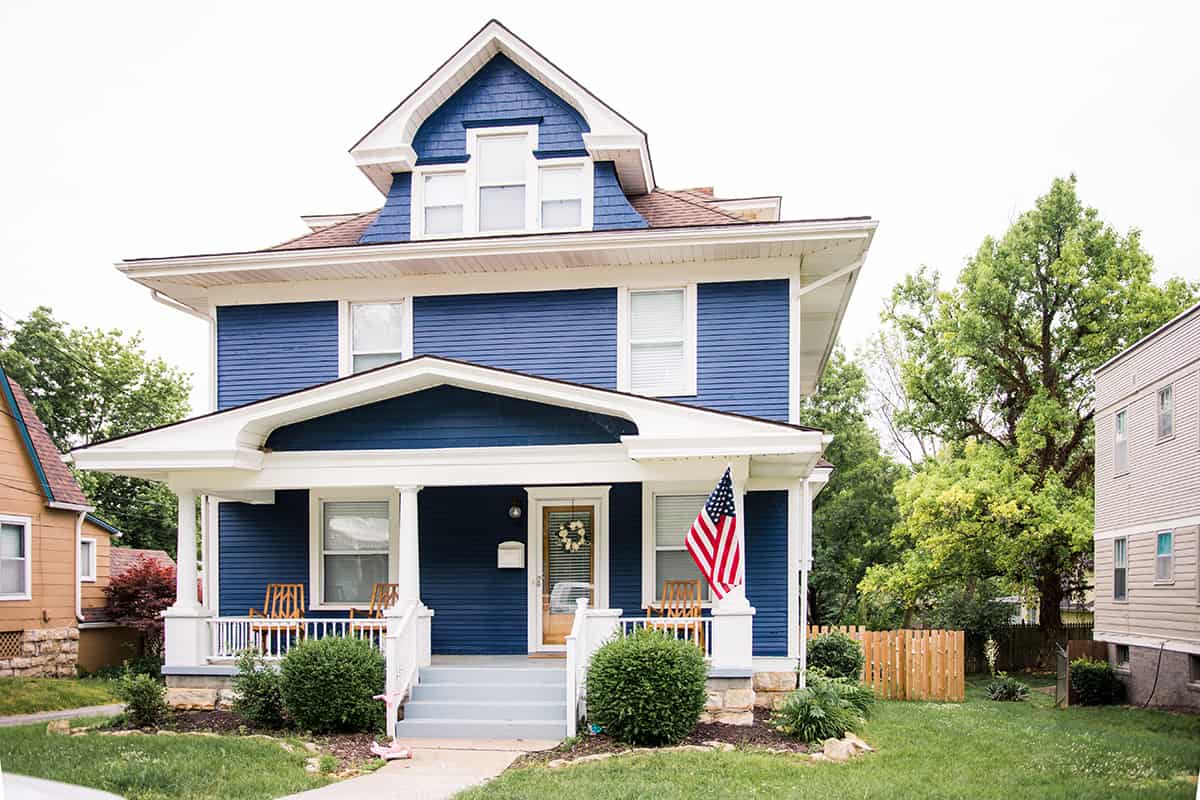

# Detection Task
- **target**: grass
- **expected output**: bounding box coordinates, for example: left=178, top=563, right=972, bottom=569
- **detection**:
left=458, top=676, right=1200, bottom=800
left=0, top=716, right=333, bottom=800
left=0, top=677, right=118, bottom=715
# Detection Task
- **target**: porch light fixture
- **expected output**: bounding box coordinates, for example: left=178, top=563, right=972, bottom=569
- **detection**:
left=508, top=501, right=523, bottom=521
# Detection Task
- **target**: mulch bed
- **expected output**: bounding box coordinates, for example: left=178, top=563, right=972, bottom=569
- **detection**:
left=517, top=709, right=807, bottom=767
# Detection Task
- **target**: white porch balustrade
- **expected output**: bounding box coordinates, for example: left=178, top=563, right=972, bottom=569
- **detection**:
left=208, top=617, right=389, bottom=660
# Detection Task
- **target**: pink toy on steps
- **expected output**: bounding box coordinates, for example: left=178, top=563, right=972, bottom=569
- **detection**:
left=372, top=692, right=414, bottom=761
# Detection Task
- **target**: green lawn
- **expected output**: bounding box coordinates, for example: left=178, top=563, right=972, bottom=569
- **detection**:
left=0, top=677, right=117, bottom=715
left=459, top=678, right=1200, bottom=800
left=0, top=717, right=332, bottom=800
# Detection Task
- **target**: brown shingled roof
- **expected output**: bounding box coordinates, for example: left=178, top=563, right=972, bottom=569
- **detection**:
left=110, top=547, right=175, bottom=577
left=271, top=210, right=381, bottom=250
left=2, top=374, right=90, bottom=507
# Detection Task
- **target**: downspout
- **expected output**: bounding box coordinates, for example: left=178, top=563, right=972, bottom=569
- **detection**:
left=74, top=510, right=86, bottom=623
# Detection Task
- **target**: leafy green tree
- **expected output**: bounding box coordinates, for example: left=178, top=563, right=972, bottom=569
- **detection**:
left=869, top=176, right=1195, bottom=652
left=0, top=307, right=191, bottom=553
left=799, top=349, right=906, bottom=625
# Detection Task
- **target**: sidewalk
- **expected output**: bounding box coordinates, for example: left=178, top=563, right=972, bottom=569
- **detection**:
left=1, top=773, right=125, bottom=799
left=0, top=704, right=123, bottom=728
left=280, top=738, right=556, bottom=800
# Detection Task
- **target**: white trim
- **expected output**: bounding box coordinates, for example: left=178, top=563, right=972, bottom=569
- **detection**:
left=79, top=537, right=97, bottom=582
left=524, top=485, right=610, bottom=653
left=752, top=656, right=799, bottom=672
left=207, top=496, right=220, bottom=614
left=307, top=488, right=399, bottom=611
left=787, top=482, right=800, bottom=660
left=341, top=299, right=412, bottom=377
left=617, top=284, right=698, bottom=397
left=1093, top=630, right=1200, bottom=656
left=0, top=513, right=33, bottom=601
left=1095, top=514, right=1200, bottom=541
left=788, top=269, right=802, bottom=424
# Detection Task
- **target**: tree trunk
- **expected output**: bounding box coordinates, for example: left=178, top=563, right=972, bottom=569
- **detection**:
left=1037, top=575, right=1065, bottom=668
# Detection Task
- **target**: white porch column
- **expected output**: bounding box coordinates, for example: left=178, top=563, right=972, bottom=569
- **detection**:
left=798, top=478, right=813, bottom=688
left=396, top=485, right=423, bottom=606
left=711, top=469, right=756, bottom=674
left=162, top=490, right=212, bottom=668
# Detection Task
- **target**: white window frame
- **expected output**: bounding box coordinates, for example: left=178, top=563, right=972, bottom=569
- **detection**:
left=338, top=300, right=413, bottom=377
left=409, top=126, right=592, bottom=240
left=1113, top=407, right=1129, bottom=476
left=641, top=483, right=716, bottom=610
left=0, top=514, right=32, bottom=601
left=1157, top=384, right=1174, bottom=441
left=617, top=284, right=698, bottom=397
left=1155, top=530, right=1174, bottom=584
left=307, top=489, right=399, bottom=611
left=1112, top=536, right=1127, bottom=602
left=79, top=537, right=97, bottom=583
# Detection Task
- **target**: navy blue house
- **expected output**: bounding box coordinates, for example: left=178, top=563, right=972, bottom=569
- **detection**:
left=74, top=20, right=876, bottom=736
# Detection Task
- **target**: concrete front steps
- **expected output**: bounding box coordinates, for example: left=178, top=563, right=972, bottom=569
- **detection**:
left=394, top=663, right=568, bottom=741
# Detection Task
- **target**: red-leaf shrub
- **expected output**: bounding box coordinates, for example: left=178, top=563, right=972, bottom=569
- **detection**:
left=104, top=556, right=176, bottom=656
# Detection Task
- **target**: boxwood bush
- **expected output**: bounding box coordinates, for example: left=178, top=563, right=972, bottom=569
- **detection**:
left=232, top=648, right=286, bottom=728
left=114, top=669, right=167, bottom=728
left=279, top=636, right=385, bottom=732
left=586, top=628, right=706, bottom=745
left=807, top=631, right=865, bottom=681
left=1070, top=658, right=1125, bottom=706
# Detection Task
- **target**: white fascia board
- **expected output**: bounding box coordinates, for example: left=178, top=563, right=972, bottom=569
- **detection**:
left=622, top=432, right=824, bottom=460
left=117, top=219, right=878, bottom=282
left=71, top=447, right=264, bottom=474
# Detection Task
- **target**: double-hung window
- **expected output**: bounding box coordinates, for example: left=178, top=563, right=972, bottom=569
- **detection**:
left=0, top=515, right=32, bottom=600
left=1155, top=531, right=1174, bottom=582
left=350, top=302, right=405, bottom=373
left=79, top=538, right=96, bottom=582
left=625, top=287, right=696, bottom=397
left=652, top=494, right=710, bottom=602
left=320, top=501, right=389, bottom=605
left=477, top=133, right=529, bottom=232
left=1114, top=408, right=1129, bottom=474
left=1157, top=385, right=1174, bottom=439
left=423, top=173, right=465, bottom=235
left=1112, top=537, right=1127, bottom=601
left=539, top=165, right=585, bottom=229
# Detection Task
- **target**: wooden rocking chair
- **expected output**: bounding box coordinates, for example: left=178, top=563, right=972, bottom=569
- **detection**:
left=645, top=579, right=705, bottom=650
left=248, top=583, right=305, bottom=653
left=349, top=583, right=400, bottom=636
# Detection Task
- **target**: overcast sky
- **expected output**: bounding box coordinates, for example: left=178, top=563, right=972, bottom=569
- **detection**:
left=2, top=1, right=1197, bottom=414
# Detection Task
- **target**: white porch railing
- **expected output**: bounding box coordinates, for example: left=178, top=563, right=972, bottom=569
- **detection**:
left=564, top=598, right=589, bottom=738
left=619, top=616, right=713, bottom=659
left=383, top=602, right=432, bottom=739
left=207, top=617, right=387, bottom=661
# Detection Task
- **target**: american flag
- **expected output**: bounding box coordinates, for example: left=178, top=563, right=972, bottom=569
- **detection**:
left=685, top=467, right=743, bottom=600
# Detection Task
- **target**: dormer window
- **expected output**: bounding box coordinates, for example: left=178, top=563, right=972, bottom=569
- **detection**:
left=411, top=124, right=592, bottom=239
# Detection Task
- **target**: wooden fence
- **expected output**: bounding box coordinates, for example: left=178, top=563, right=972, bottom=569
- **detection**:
left=964, top=623, right=1093, bottom=674
left=807, top=626, right=966, bottom=702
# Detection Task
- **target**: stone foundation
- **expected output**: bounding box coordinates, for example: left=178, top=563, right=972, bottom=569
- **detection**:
left=165, top=673, right=236, bottom=711
left=0, top=627, right=79, bottom=677
left=752, top=670, right=798, bottom=710
left=701, top=677, right=756, bottom=725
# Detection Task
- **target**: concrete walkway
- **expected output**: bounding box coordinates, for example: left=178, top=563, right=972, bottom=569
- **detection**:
left=0, top=704, right=123, bottom=728
left=280, top=739, right=557, bottom=800
left=2, top=773, right=125, bottom=799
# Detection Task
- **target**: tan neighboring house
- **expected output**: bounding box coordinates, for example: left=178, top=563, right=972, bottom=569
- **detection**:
left=0, top=368, right=128, bottom=676
left=1094, top=303, right=1200, bottom=709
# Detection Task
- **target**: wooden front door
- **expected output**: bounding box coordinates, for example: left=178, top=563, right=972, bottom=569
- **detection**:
left=539, top=504, right=596, bottom=648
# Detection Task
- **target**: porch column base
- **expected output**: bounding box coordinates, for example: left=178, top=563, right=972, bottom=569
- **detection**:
left=711, top=604, right=756, bottom=674
left=162, top=606, right=213, bottom=668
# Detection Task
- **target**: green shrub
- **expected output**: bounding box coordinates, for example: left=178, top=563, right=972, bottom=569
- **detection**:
left=771, top=678, right=865, bottom=743
left=83, top=653, right=163, bottom=682
left=586, top=628, right=707, bottom=746
left=985, top=672, right=1030, bottom=702
left=807, top=631, right=865, bottom=681
left=232, top=648, right=286, bottom=728
left=809, top=671, right=876, bottom=717
left=279, top=636, right=385, bottom=733
left=114, top=670, right=167, bottom=727
left=1070, top=658, right=1125, bottom=706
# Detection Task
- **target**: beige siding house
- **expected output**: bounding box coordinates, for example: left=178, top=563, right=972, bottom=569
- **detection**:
left=1094, top=303, right=1200, bottom=709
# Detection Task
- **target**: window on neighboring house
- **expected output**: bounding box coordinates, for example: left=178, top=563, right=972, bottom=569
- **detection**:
left=1113, top=537, right=1127, bottom=601
left=350, top=302, right=405, bottom=373
left=1116, top=644, right=1130, bottom=669
left=1114, top=408, right=1129, bottom=474
left=652, top=494, right=709, bottom=602
left=79, top=538, right=96, bottom=582
left=1189, top=654, right=1200, bottom=685
left=539, top=165, right=585, bottom=229
left=1155, top=531, right=1174, bottom=582
left=627, top=288, right=694, bottom=396
left=0, top=515, right=31, bottom=600
left=423, top=172, right=465, bottom=235
left=1157, top=384, right=1174, bottom=439
left=319, top=500, right=389, bottom=605
left=477, top=133, right=528, bottom=232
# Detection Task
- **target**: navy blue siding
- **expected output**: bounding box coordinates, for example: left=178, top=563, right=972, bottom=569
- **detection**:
left=218, top=490, right=310, bottom=617
left=594, top=162, right=648, bottom=230
left=265, top=385, right=636, bottom=451
left=608, top=483, right=643, bottom=614
left=414, top=289, right=618, bottom=389
left=216, top=302, right=339, bottom=409
left=667, top=280, right=790, bottom=421
left=359, top=172, right=412, bottom=244
left=420, top=486, right=528, bottom=655
left=745, top=490, right=789, bottom=657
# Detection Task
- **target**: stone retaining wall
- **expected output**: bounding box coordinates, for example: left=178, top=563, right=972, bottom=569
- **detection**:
left=752, top=671, right=798, bottom=710
left=0, top=627, right=79, bottom=677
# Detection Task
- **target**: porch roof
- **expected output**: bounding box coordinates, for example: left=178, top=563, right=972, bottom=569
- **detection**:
left=69, top=356, right=830, bottom=490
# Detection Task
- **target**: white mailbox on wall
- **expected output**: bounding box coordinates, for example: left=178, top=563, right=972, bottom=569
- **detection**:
left=497, top=540, right=525, bottom=569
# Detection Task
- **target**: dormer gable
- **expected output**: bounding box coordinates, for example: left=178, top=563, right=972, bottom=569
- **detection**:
left=352, top=21, right=650, bottom=244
